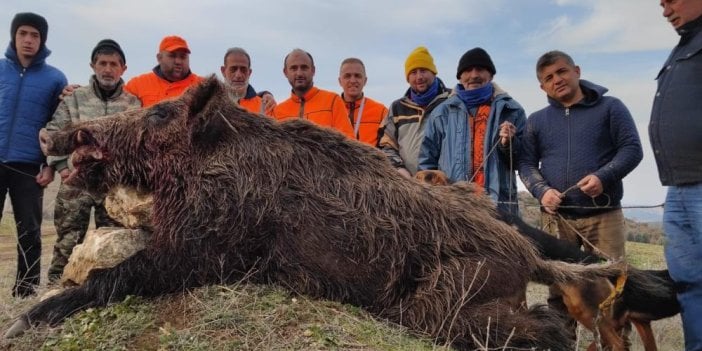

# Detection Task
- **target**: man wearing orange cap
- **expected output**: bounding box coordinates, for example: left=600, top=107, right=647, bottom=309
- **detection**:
left=379, top=46, right=450, bottom=178
left=273, top=48, right=353, bottom=138
left=125, top=35, right=203, bottom=107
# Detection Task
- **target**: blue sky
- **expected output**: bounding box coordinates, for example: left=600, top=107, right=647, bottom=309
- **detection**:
left=2, top=0, right=677, bottom=208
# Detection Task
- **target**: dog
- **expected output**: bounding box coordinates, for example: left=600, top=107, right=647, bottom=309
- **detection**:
left=414, top=169, right=681, bottom=351
left=555, top=268, right=679, bottom=351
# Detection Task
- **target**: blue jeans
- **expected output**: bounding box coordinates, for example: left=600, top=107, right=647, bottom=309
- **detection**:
left=664, top=183, right=702, bottom=351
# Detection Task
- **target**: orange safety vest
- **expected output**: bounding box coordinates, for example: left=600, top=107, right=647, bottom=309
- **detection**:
left=343, top=95, right=388, bottom=146
left=125, top=71, right=203, bottom=107
left=239, top=96, right=264, bottom=115
left=273, top=87, right=353, bottom=138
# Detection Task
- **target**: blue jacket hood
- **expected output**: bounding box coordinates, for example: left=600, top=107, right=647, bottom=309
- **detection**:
left=5, top=42, right=51, bottom=68
left=547, top=79, right=608, bottom=109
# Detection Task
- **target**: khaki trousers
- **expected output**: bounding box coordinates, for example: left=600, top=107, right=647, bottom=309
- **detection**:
left=540, top=208, right=626, bottom=260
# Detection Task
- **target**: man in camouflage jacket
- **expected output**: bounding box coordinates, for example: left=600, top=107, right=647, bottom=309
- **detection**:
left=44, top=39, right=141, bottom=282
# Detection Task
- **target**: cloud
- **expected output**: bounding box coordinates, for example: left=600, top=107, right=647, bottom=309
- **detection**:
left=524, top=0, right=676, bottom=54
left=1, top=0, right=671, bottom=205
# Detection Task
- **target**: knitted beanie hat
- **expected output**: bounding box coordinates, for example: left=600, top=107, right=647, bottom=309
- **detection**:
left=10, top=12, right=48, bottom=49
left=456, top=47, right=496, bottom=79
left=404, top=46, right=437, bottom=79
left=91, top=39, right=126, bottom=63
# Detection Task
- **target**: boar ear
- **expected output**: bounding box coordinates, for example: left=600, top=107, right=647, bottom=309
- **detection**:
left=186, top=76, right=228, bottom=143
left=186, top=75, right=221, bottom=117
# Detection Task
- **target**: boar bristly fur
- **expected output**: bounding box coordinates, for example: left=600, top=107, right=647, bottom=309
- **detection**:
left=23, top=76, right=624, bottom=349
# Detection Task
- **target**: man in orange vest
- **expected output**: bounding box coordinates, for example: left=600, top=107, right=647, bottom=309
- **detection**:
left=273, top=48, right=352, bottom=138
left=338, top=57, right=388, bottom=146
left=125, top=35, right=203, bottom=107
left=220, top=47, right=275, bottom=115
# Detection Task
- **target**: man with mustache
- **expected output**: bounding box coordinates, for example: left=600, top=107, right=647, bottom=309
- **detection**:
left=418, top=47, right=525, bottom=215
left=379, top=46, right=451, bottom=178
left=125, top=35, right=203, bottom=107
left=519, top=50, right=642, bottom=337
left=519, top=50, right=642, bottom=259
left=43, top=39, right=141, bottom=283
left=651, top=1, right=702, bottom=348
left=220, top=47, right=276, bottom=116
left=273, top=48, right=353, bottom=138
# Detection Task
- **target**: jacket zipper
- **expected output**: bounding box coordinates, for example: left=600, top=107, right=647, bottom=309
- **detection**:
left=5, top=67, right=27, bottom=160
left=298, top=98, right=305, bottom=119
left=565, top=107, right=571, bottom=193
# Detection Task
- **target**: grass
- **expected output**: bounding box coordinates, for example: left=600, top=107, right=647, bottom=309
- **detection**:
left=0, top=215, right=685, bottom=350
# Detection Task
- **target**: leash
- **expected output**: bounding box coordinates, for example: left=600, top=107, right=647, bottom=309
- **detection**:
left=466, top=132, right=518, bottom=208
left=0, top=162, right=40, bottom=180
left=554, top=212, right=612, bottom=261
left=593, top=266, right=629, bottom=351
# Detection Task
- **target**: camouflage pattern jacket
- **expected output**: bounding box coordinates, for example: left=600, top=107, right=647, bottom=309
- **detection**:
left=46, top=76, right=141, bottom=171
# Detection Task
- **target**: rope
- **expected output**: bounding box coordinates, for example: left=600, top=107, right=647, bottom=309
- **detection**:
left=466, top=132, right=517, bottom=208
left=555, top=212, right=612, bottom=261
left=0, top=161, right=41, bottom=180
left=467, top=141, right=501, bottom=184
left=496, top=200, right=664, bottom=210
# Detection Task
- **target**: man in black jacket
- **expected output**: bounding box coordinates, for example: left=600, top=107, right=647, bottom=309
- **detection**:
left=650, top=1, right=702, bottom=349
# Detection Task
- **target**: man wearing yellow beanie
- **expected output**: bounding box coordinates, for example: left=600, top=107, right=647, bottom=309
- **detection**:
left=379, top=46, right=450, bottom=177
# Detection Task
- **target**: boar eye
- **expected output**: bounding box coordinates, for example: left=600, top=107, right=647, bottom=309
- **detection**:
left=147, top=110, right=169, bottom=125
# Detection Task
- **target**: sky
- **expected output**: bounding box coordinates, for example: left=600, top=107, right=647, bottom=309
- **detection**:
left=2, top=0, right=678, bottom=210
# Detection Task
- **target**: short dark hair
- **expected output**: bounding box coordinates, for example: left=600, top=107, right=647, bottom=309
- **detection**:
left=536, top=50, right=575, bottom=79
left=92, top=47, right=124, bottom=65
left=91, top=39, right=126, bottom=65
left=223, top=47, right=251, bottom=67
left=340, top=57, right=365, bottom=71
left=283, top=48, right=314, bottom=68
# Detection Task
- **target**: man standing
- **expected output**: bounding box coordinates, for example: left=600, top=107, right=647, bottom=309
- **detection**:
left=220, top=47, right=275, bottom=115
left=337, top=57, right=388, bottom=146
left=273, top=48, right=353, bottom=138
left=651, top=1, right=702, bottom=348
left=126, top=35, right=202, bottom=107
left=44, top=39, right=141, bottom=282
left=419, top=48, right=525, bottom=215
left=379, top=46, right=451, bottom=178
left=519, top=50, right=642, bottom=259
left=0, top=12, right=66, bottom=297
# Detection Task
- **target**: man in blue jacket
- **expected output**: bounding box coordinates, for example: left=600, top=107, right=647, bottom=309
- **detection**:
left=519, top=50, right=642, bottom=260
left=651, top=1, right=702, bottom=349
left=0, top=12, right=67, bottom=297
left=418, top=48, right=525, bottom=215
left=519, top=50, right=642, bottom=339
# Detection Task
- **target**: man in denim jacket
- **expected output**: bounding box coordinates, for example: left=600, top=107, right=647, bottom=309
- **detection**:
left=418, top=48, right=525, bottom=215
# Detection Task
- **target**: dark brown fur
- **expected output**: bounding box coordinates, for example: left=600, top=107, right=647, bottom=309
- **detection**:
left=415, top=169, right=680, bottom=350
left=23, top=77, right=623, bottom=349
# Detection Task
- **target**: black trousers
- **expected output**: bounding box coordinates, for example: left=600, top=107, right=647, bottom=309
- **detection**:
left=0, top=162, right=43, bottom=296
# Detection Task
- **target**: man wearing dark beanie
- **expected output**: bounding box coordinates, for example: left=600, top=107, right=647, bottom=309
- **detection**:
left=0, top=12, right=67, bottom=297
left=43, top=39, right=140, bottom=283
left=418, top=47, right=526, bottom=215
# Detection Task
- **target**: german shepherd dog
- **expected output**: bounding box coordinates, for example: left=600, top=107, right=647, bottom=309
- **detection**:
left=414, top=170, right=680, bottom=351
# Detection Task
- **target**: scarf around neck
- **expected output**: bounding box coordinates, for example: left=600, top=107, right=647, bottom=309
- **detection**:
left=456, top=83, right=493, bottom=109
left=410, top=78, right=440, bottom=106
